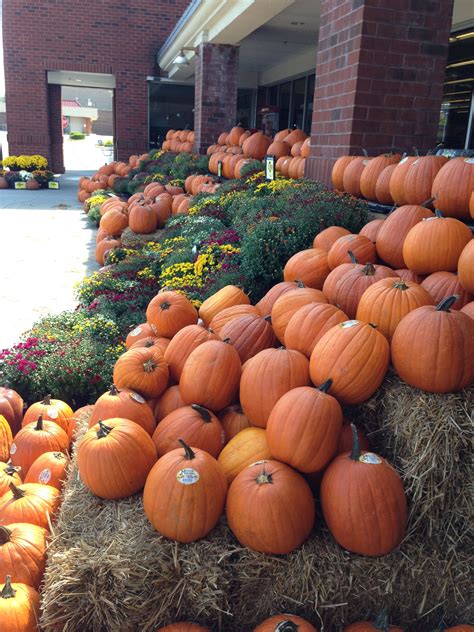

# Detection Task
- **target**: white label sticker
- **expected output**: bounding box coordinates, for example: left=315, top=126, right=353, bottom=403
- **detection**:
left=130, top=326, right=142, bottom=337
left=38, top=468, right=52, bottom=484
left=359, top=453, right=382, bottom=464
left=47, top=407, right=59, bottom=419
left=464, top=157, right=474, bottom=163
left=150, top=323, right=157, bottom=334
left=412, top=158, right=420, bottom=165
left=399, top=156, right=409, bottom=164
left=10, top=443, right=17, bottom=455
left=363, top=159, right=369, bottom=166
left=221, top=430, right=226, bottom=445
left=130, top=392, right=146, bottom=404
left=249, top=460, right=268, bottom=467
left=340, top=320, right=359, bottom=328
left=176, top=468, right=200, bottom=485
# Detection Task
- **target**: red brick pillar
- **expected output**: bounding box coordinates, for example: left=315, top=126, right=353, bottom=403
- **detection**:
left=48, top=84, right=65, bottom=173
left=305, top=0, right=454, bottom=186
left=115, top=71, right=149, bottom=161
left=194, top=43, right=239, bottom=154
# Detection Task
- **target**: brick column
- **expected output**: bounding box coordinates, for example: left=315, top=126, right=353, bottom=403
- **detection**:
left=48, top=84, right=65, bottom=173
left=194, top=43, right=239, bottom=154
left=305, top=0, right=454, bottom=185
left=115, top=71, right=149, bottom=161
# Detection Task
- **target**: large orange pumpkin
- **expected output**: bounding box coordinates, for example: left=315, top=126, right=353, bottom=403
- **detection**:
left=128, top=205, right=157, bottom=234
left=164, top=324, right=219, bottom=382
left=152, top=405, right=224, bottom=459
left=77, top=418, right=157, bottom=499
left=360, top=153, right=401, bottom=201
left=254, top=614, right=318, bottom=631
left=226, top=459, right=314, bottom=554
left=219, top=313, right=276, bottom=363
left=242, top=132, right=272, bottom=160
left=180, top=340, right=241, bottom=411
left=271, top=285, right=328, bottom=344
left=0, top=483, right=61, bottom=530
left=359, top=219, right=384, bottom=243
left=217, top=427, right=271, bottom=484
left=391, top=296, right=474, bottom=393
left=0, top=576, right=40, bottom=631
left=218, top=405, right=250, bottom=443
left=374, top=163, right=397, bottom=205
left=255, top=281, right=299, bottom=317
left=0, top=388, right=23, bottom=436
left=95, top=237, right=121, bottom=265
left=458, top=239, right=474, bottom=294
left=24, top=452, right=69, bottom=490
left=284, top=302, right=348, bottom=357
left=146, top=291, right=197, bottom=337
left=144, top=441, right=227, bottom=542
left=198, top=285, right=250, bottom=326
left=375, top=204, right=434, bottom=268
left=267, top=140, right=291, bottom=158
left=310, top=320, right=390, bottom=405
left=403, top=155, right=448, bottom=206
left=389, top=155, right=418, bottom=206
left=88, top=385, right=156, bottom=436
left=356, top=278, right=434, bottom=340
left=154, top=386, right=184, bottom=423
left=267, top=382, right=343, bottom=473
left=342, top=157, right=371, bottom=197
left=125, top=322, right=156, bottom=349
left=421, top=271, right=472, bottom=310
left=327, top=234, right=376, bottom=269
left=274, top=128, right=291, bottom=142
left=0, top=523, right=47, bottom=589
left=321, top=424, right=407, bottom=556
left=431, top=156, right=474, bottom=219
left=460, top=302, right=474, bottom=319
left=209, top=304, right=260, bottom=333
left=240, top=347, right=310, bottom=428
left=22, top=395, right=73, bottom=434
left=113, top=347, right=169, bottom=399
left=283, top=248, right=330, bottom=290
left=0, top=417, right=12, bottom=463
left=284, top=129, right=307, bottom=147
left=10, top=417, right=69, bottom=477
left=331, top=156, right=358, bottom=191
left=313, top=226, right=351, bottom=252
left=0, top=465, right=22, bottom=497
left=402, top=211, right=472, bottom=274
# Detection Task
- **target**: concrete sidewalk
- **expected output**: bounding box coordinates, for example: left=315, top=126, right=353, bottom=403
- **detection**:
left=0, top=171, right=98, bottom=350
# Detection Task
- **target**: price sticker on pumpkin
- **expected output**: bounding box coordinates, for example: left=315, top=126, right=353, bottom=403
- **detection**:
left=130, top=326, right=142, bottom=337
left=464, top=157, right=474, bottom=163
left=129, top=392, right=146, bottom=404
left=176, top=468, right=200, bottom=485
left=399, top=156, right=410, bottom=164
left=47, top=407, right=59, bottom=419
left=339, top=320, right=359, bottom=328
left=359, top=453, right=382, bottom=464
left=10, top=443, right=17, bottom=455
left=39, top=468, right=52, bottom=484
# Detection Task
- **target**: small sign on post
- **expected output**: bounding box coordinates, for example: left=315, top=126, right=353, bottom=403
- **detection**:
left=48, top=181, right=60, bottom=189
left=265, top=155, right=275, bottom=181
left=14, top=182, right=26, bottom=189
left=217, top=160, right=223, bottom=182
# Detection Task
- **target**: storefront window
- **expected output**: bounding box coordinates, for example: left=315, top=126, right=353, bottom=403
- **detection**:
left=279, top=82, right=291, bottom=129
left=237, top=89, right=255, bottom=129
left=438, top=29, right=474, bottom=149
left=148, top=81, right=194, bottom=149
left=304, top=74, right=315, bottom=134
left=268, top=86, right=278, bottom=107
left=292, top=77, right=306, bottom=129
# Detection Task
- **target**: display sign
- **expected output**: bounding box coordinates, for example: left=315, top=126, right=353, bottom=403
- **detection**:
left=217, top=160, right=223, bottom=178
left=265, top=155, right=275, bottom=181
left=14, top=181, right=26, bottom=189
left=48, top=181, right=60, bottom=189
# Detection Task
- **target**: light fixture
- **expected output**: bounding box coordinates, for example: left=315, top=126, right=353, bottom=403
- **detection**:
left=173, top=47, right=196, bottom=66
left=446, top=59, right=474, bottom=69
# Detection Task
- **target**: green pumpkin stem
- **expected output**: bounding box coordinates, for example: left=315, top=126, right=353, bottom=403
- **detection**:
left=160, top=301, right=171, bottom=311
left=274, top=623, right=299, bottom=632
left=109, top=385, right=120, bottom=396
left=393, top=279, right=409, bottom=291
left=191, top=404, right=212, bottom=422
left=263, top=314, right=272, bottom=322
left=374, top=610, right=390, bottom=632
left=436, top=295, right=459, bottom=312
left=35, top=415, right=44, bottom=431
left=348, top=250, right=357, bottom=264
left=350, top=423, right=361, bottom=461
left=295, top=280, right=306, bottom=288
left=179, top=439, right=195, bottom=460
left=318, top=379, right=333, bottom=393
left=362, top=262, right=376, bottom=276
left=97, top=421, right=112, bottom=439
left=0, top=527, right=12, bottom=545
left=434, top=209, right=443, bottom=218
left=0, top=576, right=16, bottom=599
left=9, top=483, right=25, bottom=500
left=143, top=359, right=157, bottom=373
left=421, top=196, right=435, bottom=207
left=42, top=394, right=52, bottom=405
left=4, top=465, right=20, bottom=477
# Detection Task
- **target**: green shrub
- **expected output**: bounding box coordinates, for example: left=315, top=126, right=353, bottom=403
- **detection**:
left=70, top=132, right=86, bottom=140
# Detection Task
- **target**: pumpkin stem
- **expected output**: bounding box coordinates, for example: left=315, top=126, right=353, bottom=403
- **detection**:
left=97, top=421, right=112, bottom=439
left=0, top=527, right=12, bottom=544
left=0, top=576, right=16, bottom=599
left=160, top=301, right=171, bottom=311
left=42, top=394, right=52, bottom=405
left=4, top=464, right=20, bottom=476
left=374, top=610, right=390, bottom=631
left=207, top=327, right=215, bottom=334
left=421, top=196, right=435, bottom=207
left=179, top=439, right=195, bottom=460
left=295, top=280, right=306, bottom=288
left=255, top=469, right=273, bottom=485
left=434, top=209, right=443, bottom=218
left=413, top=146, right=419, bottom=156
left=222, top=338, right=231, bottom=344
left=362, top=148, right=368, bottom=157
left=263, top=314, right=272, bottom=322
left=9, top=483, right=25, bottom=500
left=393, top=279, right=409, bottom=291
left=109, top=385, right=120, bottom=396
left=347, top=250, right=357, bottom=264
left=191, top=404, right=212, bottom=422
left=435, top=295, right=459, bottom=312
left=274, top=623, right=299, bottom=632
left=143, top=359, right=157, bottom=373
left=35, top=415, right=44, bottom=431
left=318, top=379, right=333, bottom=393
left=362, top=262, right=376, bottom=276
left=350, top=423, right=361, bottom=461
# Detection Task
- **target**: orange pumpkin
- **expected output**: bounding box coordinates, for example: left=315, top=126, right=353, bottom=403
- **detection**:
left=154, top=386, right=185, bottom=423
left=0, top=417, right=12, bottom=463
left=10, top=417, right=70, bottom=477
left=431, top=156, right=474, bottom=219
left=88, top=385, right=156, bottom=435
left=164, top=324, right=219, bottom=382
left=458, top=239, right=474, bottom=294
left=0, top=483, right=61, bottom=530
left=226, top=459, right=314, bottom=554
left=374, top=163, right=397, bottom=205
left=254, top=614, right=318, bottom=632
left=146, top=291, right=197, bottom=338
left=99, top=209, right=128, bottom=236
left=0, top=523, right=47, bottom=589
left=460, top=302, right=474, bottom=319
left=331, top=156, right=358, bottom=191
left=389, top=155, right=419, bottom=206
left=313, top=226, right=351, bottom=251
left=95, top=237, right=121, bottom=265
left=198, top=285, right=250, bottom=326
left=0, top=388, right=23, bottom=437
left=218, top=405, right=250, bottom=443
left=421, top=271, right=472, bottom=310
left=359, top=219, right=384, bottom=243
left=342, top=156, right=371, bottom=196
left=240, top=347, right=310, bottom=428
left=271, top=285, right=328, bottom=344
left=22, top=395, right=73, bottom=434
left=0, top=576, right=40, bottom=630
left=310, top=320, right=390, bottom=405
left=0, top=464, right=22, bottom=497
left=255, top=281, right=299, bottom=317
left=394, top=268, right=425, bottom=284
left=242, top=132, right=272, bottom=160
left=284, top=129, right=308, bottom=147
left=283, top=248, right=330, bottom=290
left=209, top=304, right=260, bottom=333
left=128, top=205, right=157, bottom=234
left=217, top=427, right=271, bottom=484
left=284, top=302, right=348, bottom=357
left=327, top=234, right=376, bottom=269
left=113, top=347, right=169, bottom=399
left=267, top=140, right=291, bottom=158
left=403, top=155, right=448, bottom=206
left=360, top=153, right=401, bottom=201
left=24, top=451, right=68, bottom=490
left=144, top=441, right=227, bottom=542
left=219, top=313, right=276, bottom=363
left=337, top=423, right=369, bottom=455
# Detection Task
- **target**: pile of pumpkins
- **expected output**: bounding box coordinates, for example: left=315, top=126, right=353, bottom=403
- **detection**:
left=77, top=209, right=473, bottom=570
left=161, top=129, right=195, bottom=153
left=77, top=152, right=151, bottom=204
left=0, top=388, right=89, bottom=628
left=332, top=152, right=474, bottom=220
left=206, top=124, right=309, bottom=180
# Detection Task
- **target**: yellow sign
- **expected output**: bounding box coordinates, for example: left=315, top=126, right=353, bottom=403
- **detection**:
left=14, top=181, right=27, bottom=189
left=48, top=181, right=60, bottom=189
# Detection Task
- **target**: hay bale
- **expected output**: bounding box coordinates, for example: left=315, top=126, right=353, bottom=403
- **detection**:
left=41, top=378, right=473, bottom=631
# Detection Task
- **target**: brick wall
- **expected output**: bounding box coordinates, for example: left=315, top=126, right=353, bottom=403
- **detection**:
left=2, top=0, right=190, bottom=170
left=305, top=0, right=454, bottom=185
left=194, top=43, right=239, bottom=154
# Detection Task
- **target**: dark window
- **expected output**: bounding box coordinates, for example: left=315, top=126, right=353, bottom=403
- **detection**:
left=292, top=77, right=306, bottom=129
left=278, top=82, right=291, bottom=129
left=304, top=74, right=315, bottom=134
left=148, top=82, right=194, bottom=149
left=268, top=86, right=278, bottom=106
left=237, top=89, right=255, bottom=129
